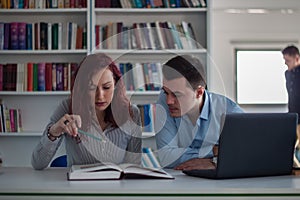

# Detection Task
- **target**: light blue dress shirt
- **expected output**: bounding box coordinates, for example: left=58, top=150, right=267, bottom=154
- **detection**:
left=155, top=90, right=243, bottom=168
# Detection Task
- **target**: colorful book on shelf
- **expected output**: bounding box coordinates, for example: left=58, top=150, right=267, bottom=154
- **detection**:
left=0, top=64, right=3, bottom=91
left=68, top=162, right=173, bottom=180
left=33, top=63, right=38, bottom=91
left=18, top=22, right=27, bottom=50
left=3, top=64, right=17, bottom=91
left=40, top=22, right=48, bottom=50
left=16, top=63, right=25, bottom=92
left=75, top=26, right=83, bottom=49
left=56, top=63, right=64, bottom=91
left=95, top=0, right=111, bottom=8
left=47, top=23, right=52, bottom=50
left=37, top=62, right=46, bottom=91
left=45, top=63, right=53, bottom=91
left=4, top=106, right=10, bottom=132
left=9, top=109, right=16, bottom=132
left=27, top=62, right=33, bottom=91
left=63, top=63, right=69, bottom=91
left=70, top=63, right=78, bottom=88
left=17, top=108, right=23, bottom=132
left=52, top=23, right=59, bottom=50
left=0, top=23, right=4, bottom=50
left=132, top=63, right=145, bottom=91
left=34, top=22, right=40, bottom=50
left=52, top=63, right=57, bottom=91
left=10, top=22, right=19, bottom=50
left=3, top=23, right=10, bottom=50
left=0, top=100, right=6, bottom=132
left=26, top=23, right=33, bottom=50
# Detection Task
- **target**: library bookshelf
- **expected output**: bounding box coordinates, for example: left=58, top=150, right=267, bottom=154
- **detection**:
left=0, top=1, right=209, bottom=166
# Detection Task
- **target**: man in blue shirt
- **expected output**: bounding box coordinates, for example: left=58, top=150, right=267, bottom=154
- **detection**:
left=155, top=55, right=243, bottom=170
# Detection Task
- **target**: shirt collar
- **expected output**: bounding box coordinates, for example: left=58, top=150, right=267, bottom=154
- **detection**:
left=199, top=90, right=209, bottom=120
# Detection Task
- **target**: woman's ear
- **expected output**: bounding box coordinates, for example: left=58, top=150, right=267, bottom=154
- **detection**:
left=196, top=86, right=205, bottom=98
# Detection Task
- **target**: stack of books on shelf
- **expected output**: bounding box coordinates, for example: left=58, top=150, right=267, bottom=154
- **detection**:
left=117, top=62, right=162, bottom=92
left=95, top=21, right=198, bottom=50
left=0, top=62, right=78, bottom=92
left=95, top=0, right=206, bottom=8
left=0, top=0, right=87, bottom=9
left=0, top=21, right=87, bottom=50
left=0, top=99, right=22, bottom=133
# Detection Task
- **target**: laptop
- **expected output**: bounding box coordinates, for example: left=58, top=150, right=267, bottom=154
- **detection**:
left=183, top=113, right=298, bottom=179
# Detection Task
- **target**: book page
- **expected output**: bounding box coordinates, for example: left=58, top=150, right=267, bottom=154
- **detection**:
left=71, top=162, right=122, bottom=173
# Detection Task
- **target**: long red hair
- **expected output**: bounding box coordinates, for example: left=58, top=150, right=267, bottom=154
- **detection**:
left=69, top=53, right=132, bottom=131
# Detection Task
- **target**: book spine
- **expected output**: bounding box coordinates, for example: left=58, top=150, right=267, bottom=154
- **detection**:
left=26, top=23, right=33, bottom=50
left=3, top=23, right=10, bottom=50
left=16, top=63, right=25, bottom=92
left=47, top=22, right=52, bottom=50
left=52, top=63, right=57, bottom=91
left=34, top=22, right=40, bottom=50
left=82, top=26, right=87, bottom=49
left=58, top=22, right=62, bottom=50
left=56, top=63, right=63, bottom=91
left=40, top=22, right=48, bottom=50
left=0, top=64, right=3, bottom=91
left=33, top=63, right=38, bottom=91
left=75, top=26, right=83, bottom=49
left=27, top=62, right=33, bottom=91
left=9, top=109, right=15, bottom=132
left=63, top=63, right=69, bottom=91
left=18, top=22, right=27, bottom=50
left=0, top=23, right=4, bottom=50
left=51, top=23, right=58, bottom=50
left=10, top=22, right=19, bottom=50
left=17, top=109, right=23, bottom=132
left=37, top=62, right=46, bottom=91
left=0, top=103, right=6, bottom=132
left=70, top=63, right=78, bottom=87
left=5, top=107, right=11, bottom=132
left=45, top=63, right=52, bottom=91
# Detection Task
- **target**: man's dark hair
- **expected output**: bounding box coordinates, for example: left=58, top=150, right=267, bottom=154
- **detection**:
left=282, top=45, right=300, bottom=56
left=162, top=55, right=206, bottom=90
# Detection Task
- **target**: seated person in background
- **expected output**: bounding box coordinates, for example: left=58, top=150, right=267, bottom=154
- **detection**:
left=31, top=53, right=142, bottom=170
left=155, top=55, right=243, bottom=170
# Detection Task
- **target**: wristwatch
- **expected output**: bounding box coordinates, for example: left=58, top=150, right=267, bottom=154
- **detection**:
left=211, top=156, right=218, bottom=166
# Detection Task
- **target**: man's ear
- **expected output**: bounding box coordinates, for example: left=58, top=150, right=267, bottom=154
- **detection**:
left=196, top=86, right=205, bottom=98
left=296, top=55, right=300, bottom=63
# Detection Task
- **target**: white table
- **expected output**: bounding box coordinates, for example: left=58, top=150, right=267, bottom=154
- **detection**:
left=1, top=167, right=300, bottom=199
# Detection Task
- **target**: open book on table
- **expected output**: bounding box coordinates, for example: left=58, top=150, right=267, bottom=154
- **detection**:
left=67, top=162, right=174, bottom=180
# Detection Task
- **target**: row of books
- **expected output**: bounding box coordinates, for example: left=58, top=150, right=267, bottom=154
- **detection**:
left=95, top=21, right=199, bottom=50
left=95, top=0, right=206, bottom=8
left=118, top=62, right=162, bottom=91
left=0, top=21, right=87, bottom=50
left=0, top=100, right=23, bottom=133
left=137, top=104, right=155, bottom=133
left=0, top=0, right=87, bottom=9
left=0, top=62, right=78, bottom=92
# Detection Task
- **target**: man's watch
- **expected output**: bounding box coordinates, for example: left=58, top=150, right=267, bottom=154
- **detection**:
left=211, top=156, right=218, bottom=166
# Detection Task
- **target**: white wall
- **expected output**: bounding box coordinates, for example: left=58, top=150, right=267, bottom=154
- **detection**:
left=209, top=0, right=300, bottom=112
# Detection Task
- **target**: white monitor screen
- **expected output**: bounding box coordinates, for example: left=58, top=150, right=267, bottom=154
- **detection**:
left=236, top=50, right=288, bottom=104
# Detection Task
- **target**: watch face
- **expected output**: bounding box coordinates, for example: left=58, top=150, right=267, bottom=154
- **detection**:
left=212, top=156, right=218, bottom=165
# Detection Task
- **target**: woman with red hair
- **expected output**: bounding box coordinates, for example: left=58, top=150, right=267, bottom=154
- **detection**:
left=32, top=53, right=142, bottom=170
